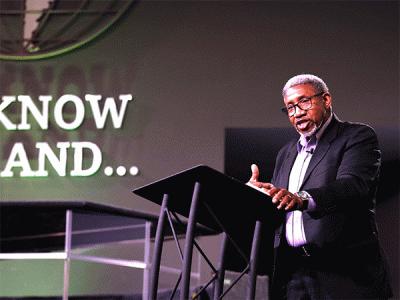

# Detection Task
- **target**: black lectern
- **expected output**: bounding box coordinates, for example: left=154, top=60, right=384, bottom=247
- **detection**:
left=133, top=165, right=282, bottom=300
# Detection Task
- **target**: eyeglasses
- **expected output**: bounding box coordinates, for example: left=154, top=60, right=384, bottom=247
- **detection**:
left=281, top=92, right=324, bottom=117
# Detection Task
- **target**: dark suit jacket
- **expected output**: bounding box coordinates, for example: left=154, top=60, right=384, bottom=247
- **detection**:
left=270, top=115, right=393, bottom=299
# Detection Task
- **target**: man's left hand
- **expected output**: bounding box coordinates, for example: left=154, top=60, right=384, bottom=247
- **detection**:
left=268, top=187, right=304, bottom=211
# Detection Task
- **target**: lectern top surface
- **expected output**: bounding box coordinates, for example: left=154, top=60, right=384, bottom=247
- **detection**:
left=133, top=165, right=282, bottom=232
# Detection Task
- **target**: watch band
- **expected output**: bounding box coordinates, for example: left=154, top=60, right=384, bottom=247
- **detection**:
left=295, top=191, right=309, bottom=210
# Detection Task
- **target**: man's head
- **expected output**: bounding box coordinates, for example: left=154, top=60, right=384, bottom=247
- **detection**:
left=282, top=74, right=332, bottom=137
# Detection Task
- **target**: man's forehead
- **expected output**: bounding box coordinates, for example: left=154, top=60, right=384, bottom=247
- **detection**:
left=284, top=84, right=315, bottom=102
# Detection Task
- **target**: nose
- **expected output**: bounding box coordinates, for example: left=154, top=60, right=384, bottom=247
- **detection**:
left=293, top=105, right=306, bottom=117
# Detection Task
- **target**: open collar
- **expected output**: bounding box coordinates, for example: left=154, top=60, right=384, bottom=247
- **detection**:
left=297, top=113, right=333, bottom=153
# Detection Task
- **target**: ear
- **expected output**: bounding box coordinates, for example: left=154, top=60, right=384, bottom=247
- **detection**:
left=322, top=93, right=332, bottom=109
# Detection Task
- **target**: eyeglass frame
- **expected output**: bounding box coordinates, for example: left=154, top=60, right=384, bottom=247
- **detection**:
left=281, top=92, right=325, bottom=117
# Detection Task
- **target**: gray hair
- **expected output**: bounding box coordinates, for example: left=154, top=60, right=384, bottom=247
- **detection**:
left=282, top=74, right=329, bottom=98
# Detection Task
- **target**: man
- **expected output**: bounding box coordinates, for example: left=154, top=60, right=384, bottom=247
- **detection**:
left=248, top=74, right=393, bottom=299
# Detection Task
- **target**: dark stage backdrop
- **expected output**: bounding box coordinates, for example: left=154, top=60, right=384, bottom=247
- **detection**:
left=0, top=1, right=398, bottom=297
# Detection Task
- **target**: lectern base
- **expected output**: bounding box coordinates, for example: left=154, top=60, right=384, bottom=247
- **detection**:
left=133, top=165, right=278, bottom=300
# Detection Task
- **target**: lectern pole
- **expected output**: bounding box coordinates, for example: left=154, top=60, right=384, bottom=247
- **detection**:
left=214, top=232, right=228, bottom=300
left=181, top=182, right=202, bottom=300
left=247, top=220, right=262, bottom=299
left=149, top=194, right=169, bottom=299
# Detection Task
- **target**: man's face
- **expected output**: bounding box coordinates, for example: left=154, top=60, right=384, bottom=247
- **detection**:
left=284, top=84, right=331, bottom=137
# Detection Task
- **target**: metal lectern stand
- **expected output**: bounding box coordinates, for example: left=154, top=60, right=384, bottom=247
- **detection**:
left=133, top=165, right=280, bottom=300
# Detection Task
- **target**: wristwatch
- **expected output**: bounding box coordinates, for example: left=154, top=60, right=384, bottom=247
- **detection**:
left=295, top=191, right=309, bottom=210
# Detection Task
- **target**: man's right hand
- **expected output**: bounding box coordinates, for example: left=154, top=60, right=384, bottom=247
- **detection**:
left=247, top=164, right=274, bottom=194
left=248, top=164, right=302, bottom=211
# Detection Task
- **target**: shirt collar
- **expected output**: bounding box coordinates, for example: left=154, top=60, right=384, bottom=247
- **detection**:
left=297, top=113, right=333, bottom=153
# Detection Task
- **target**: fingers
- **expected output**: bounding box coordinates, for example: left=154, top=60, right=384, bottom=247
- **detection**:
left=271, top=189, right=286, bottom=204
left=269, top=187, right=282, bottom=201
left=270, top=189, right=299, bottom=210
left=283, top=196, right=298, bottom=210
left=258, top=183, right=274, bottom=195
left=277, top=194, right=295, bottom=210
left=249, top=164, right=259, bottom=182
left=261, top=183, right=274, bottom=191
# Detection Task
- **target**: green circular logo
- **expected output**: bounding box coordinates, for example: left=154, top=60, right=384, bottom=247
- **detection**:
left=0, top=0, right=137, bottom=60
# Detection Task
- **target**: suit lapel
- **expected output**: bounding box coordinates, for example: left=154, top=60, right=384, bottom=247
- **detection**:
left=279, top=141, right=298, bottom=189
left=300, top=115, right=340, bottom=189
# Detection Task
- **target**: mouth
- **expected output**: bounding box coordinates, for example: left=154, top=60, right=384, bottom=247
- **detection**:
left=296, top=120, right=310, bottom=131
